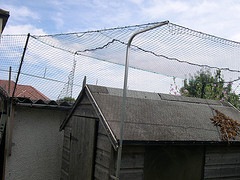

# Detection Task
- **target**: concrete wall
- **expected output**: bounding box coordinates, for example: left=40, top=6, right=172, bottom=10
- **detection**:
left=5, top=105, right=68, bottom=180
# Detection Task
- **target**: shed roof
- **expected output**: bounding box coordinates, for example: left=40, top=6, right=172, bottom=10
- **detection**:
left=61, top=84, right=240, bottom=148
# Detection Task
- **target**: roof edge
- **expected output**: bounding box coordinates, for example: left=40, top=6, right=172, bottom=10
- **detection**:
left=85, top=85, right=119, bottom=150
left=60, top=76, right=87, bottom=130
left=59, top=84, right=119, bottom=150
left=122, top=140, right=240, bottom=146
left=59, top=85, right=86, bottom=131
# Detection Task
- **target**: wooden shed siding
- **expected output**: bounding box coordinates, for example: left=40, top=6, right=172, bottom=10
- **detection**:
left=73, top=95, right=98, bottom=118
left=62, top=147, right=70, bottom=162
left=61, top=158, right=70, bottom=175
left=69, top=116, right=97, bottom=180
left=119, top=146, right=145, bottom=180
left=97, top=134, right=112, bottom=153
left=94, top=122, right=114, bottom=180
left=120, top=169, right=144, bottom=180
left=94, top=164, right=110, bottom=180
left=63, top=135, right=71, bottom=150
left=61, top=169, right=69, bottom=180
left=74, top=104, right=98, bottom=118
left=60, top=119, right=72, bottom=180
left=61, top=96, right=98, bottom=180
left=95, top=149, right=112, bottom=169
left=204, top=146, right=240, bottom=179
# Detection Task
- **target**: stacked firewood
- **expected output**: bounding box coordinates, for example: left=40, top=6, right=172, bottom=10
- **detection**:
left=210, top=109, right=240, bottom=141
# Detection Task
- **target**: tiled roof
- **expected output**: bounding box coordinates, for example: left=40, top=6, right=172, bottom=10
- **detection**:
left=0, top=80, right=50, bottom=101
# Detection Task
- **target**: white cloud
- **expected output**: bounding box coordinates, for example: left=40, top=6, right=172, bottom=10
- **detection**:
left=141, top=0, right=190, bottom=18
left=3, top=25, right=46, bottom=35
left=129, top=0, right=144, bottom=5
left=51, top=12, right=65, bottom=30
left=2, top=5, right=40, bottom=22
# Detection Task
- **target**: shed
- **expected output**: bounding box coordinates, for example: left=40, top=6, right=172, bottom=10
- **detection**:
left=60, top=84, right=240, bottom=180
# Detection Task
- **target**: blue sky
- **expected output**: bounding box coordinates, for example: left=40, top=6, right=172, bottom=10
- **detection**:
left=2, top=0, right=240, bottom=99
left=2, top=0, right=240, bottom=41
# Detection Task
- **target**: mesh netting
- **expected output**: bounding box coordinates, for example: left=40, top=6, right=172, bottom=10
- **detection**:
left=1, top=22, right=240, bottom=100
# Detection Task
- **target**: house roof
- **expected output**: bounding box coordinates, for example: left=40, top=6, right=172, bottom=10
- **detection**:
left=0, top=80, right=50, bottom=101
left=61, top=84, right=240, bottom=149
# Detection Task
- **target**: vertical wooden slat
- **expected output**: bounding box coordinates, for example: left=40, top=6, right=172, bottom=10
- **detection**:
left=94, top=122, right=115, bottom=180
left=60, top=117, right=72, bottom=180
left=69, top=115, right=97, bottom=180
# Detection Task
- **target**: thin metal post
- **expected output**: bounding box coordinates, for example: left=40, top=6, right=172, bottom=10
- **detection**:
left=12, top=33, right=30, bottom=98
left=8, top=66, right=11, bottom=96
left=115, top=21, right=169, bottom=179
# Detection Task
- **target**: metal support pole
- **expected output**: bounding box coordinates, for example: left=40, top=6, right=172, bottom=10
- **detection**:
left=8, top=66, right=11, bottom=96
left=115, top=21, right=169, bottom=179
left=12, top=33, right=30, bottom=98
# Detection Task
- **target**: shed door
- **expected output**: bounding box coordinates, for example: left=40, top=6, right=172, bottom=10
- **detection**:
left=69, top=116, right=97, bottom=180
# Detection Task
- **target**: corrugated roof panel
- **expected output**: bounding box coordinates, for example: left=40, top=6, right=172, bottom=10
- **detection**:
left=107, top=87, right=161, bottom=100
left=87, top=85, right=240, bottom=142
left=160, top=93, right=222, bottom=106
left=93, top=94, right=222, bottom=141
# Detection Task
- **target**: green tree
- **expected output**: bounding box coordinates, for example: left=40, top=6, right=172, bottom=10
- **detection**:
left=180, top=69, right=240, bottom=109
left=57, top=96, right=75, bottom=103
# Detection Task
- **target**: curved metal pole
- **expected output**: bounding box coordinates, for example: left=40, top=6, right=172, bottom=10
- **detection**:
left=115, top=20, right=169, bottom=179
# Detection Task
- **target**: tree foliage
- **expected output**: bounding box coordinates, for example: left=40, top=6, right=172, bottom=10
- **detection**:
left=180, top=69, right=240, bottom=109
left=57, top=96, right=75, bottom=103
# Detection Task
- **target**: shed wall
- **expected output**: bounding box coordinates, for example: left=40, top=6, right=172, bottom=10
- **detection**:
left=119, top=146, right=145, bottom=180
left=61, top=96, right=98, bottom=180
left=5, top=106, right=67, bottom=180
left=204, top=146, right=240, bottom=179
left=61, top=120, right=72, bottom=180
left=94, top=122, right=115, bottom=180
left=144, top=146, right=204, bottom=180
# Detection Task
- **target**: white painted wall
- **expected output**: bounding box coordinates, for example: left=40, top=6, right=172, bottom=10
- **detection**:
left=5, top=106, right=68, bottom=180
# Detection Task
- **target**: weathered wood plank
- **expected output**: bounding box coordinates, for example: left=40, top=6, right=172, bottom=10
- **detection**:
left=80, top=95, right=91, bottom=104
left=205, top=152, right=240, bottom=165
left=64, top=126, right=71, bottom=138
left=98, top=121, right=107, bottom=135
left=204, top=146, right=240, bottom=179
left=95, top=148, right=111, bottom=169
left=69, top=116, right=97, bottom=180
left=62, top=148, right=70, bottom=162
left=63, top=136, right=71, bottom=150
left=120, top=146, right=145, bottom=169
left=97, top=134, right=112, bottom=153
left=94, top=164, right=109, bottom=180
left=61, top=158, right=70, bottom=174
left=60, top=169, right=69, bottom=180
left=121, top=152, right=144, bottom=169
left=120, top=169, right=144, bottom=180
left=74, top=104, right=98, bottom=118
left=204, top=164, right=240, bottom=179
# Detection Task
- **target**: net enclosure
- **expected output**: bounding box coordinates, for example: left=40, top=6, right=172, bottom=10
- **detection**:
left=1, top=21, right=240, bottom=100
left=2, top=21, right=240, bottom=180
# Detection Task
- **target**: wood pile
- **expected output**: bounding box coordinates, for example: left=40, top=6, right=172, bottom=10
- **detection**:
left=210, top=109, right=240, bottom=141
